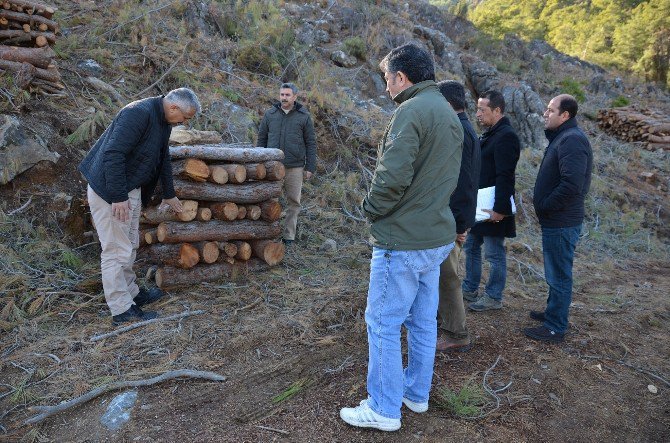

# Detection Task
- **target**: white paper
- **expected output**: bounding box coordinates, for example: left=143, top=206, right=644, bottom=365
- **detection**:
left=475, top=186, right=516, bottom=222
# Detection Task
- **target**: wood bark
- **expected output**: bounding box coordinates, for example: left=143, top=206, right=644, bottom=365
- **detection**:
left=0, top=58, right=59, bottom=82
left=213, top=163, right=245, bottom=184
left=0, top=43, right=54, bottom=68
left=195, top=207, right=211, bottom=222
left=171, top=158, right=209, bottom=182
left=207, top=165, right=228, bottom=184
left=5, top=1, right=57, bottom=19
left=144, top=229, right=158, bottom=245
left=236, top=205, right=247, bottom=220
left=245, top=205, right=261, bottom=220
left=209, top=202, right=238, bottom=221
left=169, top=145, right=284, bottom=162
left=0, top=29, right=56, bottom=43
left=233, top=241, right=252, bottom=260
left=264, top=161, right=286, bottom=181
left=138, top=243, right=200, bottom=269
left=250, top=240, right=285, bottom=266
left=0, top=9, right=58, bottom=30
left=193, top=241, right=220, bottom=264
left=173, top=178, right=282, bottom=204
left=156, top=220, right=281, bottom=243
left=245, top=163, right=266, bottom=180
left=140, top=200, right=198, bottom=224
left=259, top=200, right=282, bottom=222
left=218, top=241, right=238, bottom=258
left=156, top=259, right=269, bottom=289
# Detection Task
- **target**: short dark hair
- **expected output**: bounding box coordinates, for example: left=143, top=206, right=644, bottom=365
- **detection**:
left=480, top=90, right=505, bottom=114
left=379, top=43, right=435, bottom=84
left=280, top=82, right=298, bottom=94
left=437, top=80, right=466, bottom=111
left=558, top=95, right=578, bottom=119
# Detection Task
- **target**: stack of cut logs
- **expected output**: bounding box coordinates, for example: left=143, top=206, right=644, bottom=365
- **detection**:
left=597, top=106, right=670, bottom=151
left=0, top=1, right=63, bottom=93
left=139, top=145, right=287, bottom=289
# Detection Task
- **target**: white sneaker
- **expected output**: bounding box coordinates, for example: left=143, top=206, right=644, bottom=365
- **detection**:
left=402, top=397, right=429, bottom=413
left=339, top=399, right=401, bottom=432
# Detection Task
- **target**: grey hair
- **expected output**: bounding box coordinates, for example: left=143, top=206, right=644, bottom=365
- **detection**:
left=165, top=88, right=201, bottom=114
left=280, top=82, right=298, bottom=94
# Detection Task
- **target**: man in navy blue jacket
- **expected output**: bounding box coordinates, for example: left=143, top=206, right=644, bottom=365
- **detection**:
left=79, top=88, right=201, bottom=324
left=525, top=94, right=593, bottom=343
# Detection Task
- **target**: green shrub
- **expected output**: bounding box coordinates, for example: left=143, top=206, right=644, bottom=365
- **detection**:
left=559, top=78, right=586, bottom=103
left=434, top=382, right=487, bottom=418
left=343, top=37, right=367, bottom=60
left=611, top=95, right=630, bottom=107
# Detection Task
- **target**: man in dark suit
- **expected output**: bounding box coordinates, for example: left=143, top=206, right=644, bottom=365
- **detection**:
left=463, top=90, right=520, bottom=312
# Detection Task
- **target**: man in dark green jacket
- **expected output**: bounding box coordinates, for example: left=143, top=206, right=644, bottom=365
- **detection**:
left=257, top=83, right=317, bottom=244
left=340, top=44, right=463, bottom=432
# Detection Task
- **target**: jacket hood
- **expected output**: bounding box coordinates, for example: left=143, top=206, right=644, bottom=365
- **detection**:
left=545, top=117, right=578, bottom=142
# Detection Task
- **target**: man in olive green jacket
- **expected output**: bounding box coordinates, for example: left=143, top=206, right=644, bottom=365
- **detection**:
left=340, top=43, right=463, bottom=432
left=257, top=82, right=317, bottom=244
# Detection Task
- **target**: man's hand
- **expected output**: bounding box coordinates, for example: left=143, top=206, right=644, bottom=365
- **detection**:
left=304, top=171, right=313, bottom=180
left=483, top=209, right=505, bottom=223
left=456, top=232, right=467, bottom=245
left=111, top=200, right=131, bottom=222
left=160, top=197, right=183, bottom=213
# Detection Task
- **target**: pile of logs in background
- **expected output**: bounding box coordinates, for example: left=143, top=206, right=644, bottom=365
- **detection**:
left=597, top=106, right=670, bottom=151
left=139, top=145, right=287, bottom=289
left=0, top=1, right=63, bottom=94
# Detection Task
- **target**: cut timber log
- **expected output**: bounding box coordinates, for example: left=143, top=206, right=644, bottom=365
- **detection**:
left=245, top=163, right=266, bottom=180
left=84, top=77, right=124, bottom=104
left=218, top=241, right=238, bottom=258
left=155, top=259, right=269, bottom=289
left=5, top=1, right=57, bottom=19
left=173, top=178, right=282, bottom=204
left=172, top=158, right=209, bottom=182
left=169, top=145, right=284, bottom=163
left=0, top=58, right=59, bottom=82
left=169, top=127, right=222, bottom=145
left=209, top=202, right=238, bottom=221
left=233, top=241, right=251, bottom=260
left=195, top=207, right=212, bottom=222
left=156, top=220, right=281, bottom=244
left=144, top=229, right=158, bottom=245
left=250, top=240, right=285, bottom=266
left=259, top=200, right=281, bottom=222
left=0, top=9, right=58, bottom=31
left=236, top=205, right=247, bottom=220
left=245, top=205, right=261, bottom=220
left=140, top=200, right=198, bottom=224
left=264, top=161, right=285, bottom=181
left=139, top=243, right=200, bottom=269
left=214, top=163, right=245, bottom=184
left=0, top=44, right=55, bottom=69
left=207, top=165, right=228, bottom=184
left=193, top=241, right=220, bottom=264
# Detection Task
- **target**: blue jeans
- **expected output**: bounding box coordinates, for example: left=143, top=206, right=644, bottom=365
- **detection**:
left=365, top=243, right=453, bottom=419
left=461, top=234, right=506, bottom=300
left=542, top=225, right=581, bottom=334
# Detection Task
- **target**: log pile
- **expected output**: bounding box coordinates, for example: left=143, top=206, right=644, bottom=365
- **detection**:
left=138, top=144, right=287, bottom=289
left=597, top=106, right=670, bottom=151
left=0, top=1, right=63, bottom=94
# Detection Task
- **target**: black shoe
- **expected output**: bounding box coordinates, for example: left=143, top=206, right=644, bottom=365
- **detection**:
left=134, top=287, right=164, bottom=307
left=112, top=305, right=158, bottom=325
left=530, top=310, right=546, bottom=322
left=523, top=325, right=564, bottom=343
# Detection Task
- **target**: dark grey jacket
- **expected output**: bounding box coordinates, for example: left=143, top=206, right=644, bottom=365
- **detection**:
left=450, top=112, right=481, bottom=234
left=257, top=102, right=317, bottom=173
left=533, top=118, right=593, bottom=228
left=78, top=96, right=175, bottom=207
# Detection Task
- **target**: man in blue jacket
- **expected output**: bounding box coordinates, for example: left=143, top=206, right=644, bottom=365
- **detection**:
left=525, top=94, right=593, bottom=343
left=79, top=88, right=201, bottom=324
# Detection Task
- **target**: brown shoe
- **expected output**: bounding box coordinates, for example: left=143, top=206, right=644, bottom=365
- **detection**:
left=436, top=335, right=472, bottom=352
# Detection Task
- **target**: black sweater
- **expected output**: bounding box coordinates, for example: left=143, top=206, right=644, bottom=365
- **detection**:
left=450, top=112, right=481, bottom=234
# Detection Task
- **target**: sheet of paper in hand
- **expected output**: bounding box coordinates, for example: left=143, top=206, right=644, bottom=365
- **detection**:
left=475, top=186, right=516, bottom=222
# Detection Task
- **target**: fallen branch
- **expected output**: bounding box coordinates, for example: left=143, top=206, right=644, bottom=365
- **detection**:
left=89, top=309, right=205, bottom=342
left=24, top=369, right=226, bottom=425
left=132, top=44, right=188, bottom=98
left=254, top=425, right=289, bottom=435
left=7, top=196, right=32, bottom=215
left=581, top=354, right=669, bottom=387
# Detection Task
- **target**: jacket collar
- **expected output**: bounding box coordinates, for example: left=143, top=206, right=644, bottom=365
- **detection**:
left=393, top=80, right=436, bottom=104
left=545, top=117, right=578, bottom=142
left=157, top=96, right=168, bottom=125
left=272, top=101, right=304, bottom=113
left=481, top=115, right=511, bottom=139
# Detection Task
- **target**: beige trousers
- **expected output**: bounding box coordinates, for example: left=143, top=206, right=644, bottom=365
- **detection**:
left=88, top=185, right=141, bottom=316
left=437, top=242, right=469, bottom=340
left=283, top=167, right=303, bottom=240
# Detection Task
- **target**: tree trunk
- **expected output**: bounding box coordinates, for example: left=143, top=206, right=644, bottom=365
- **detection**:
left=195, top=207, right=211, bottom=221
left=0, top=29, right=56, bottom=44
left=209, top=202, right=238, bottom=221
left=0, top=9, right=58, bottom=31
left=207, top=165, right=228, bottom=184
left=155, top=259, right=269, bottom=289
left=245, top=205, right=261, bottom=220
left=233, top=241, right=252, bottom=260
left=173, top=178, right=282, bottom=204
left=4, top=1, right=57, bottom=19
left=169, top=145, right=284, bottom=162
left=171, top=158, right=209, bottom=182
left=213, top=163, right=245, bottom=184
left=0, top=58, right=59, bottom=82
left=249, top=240, right=285, bottom=266
left=139, top=243, right=200, bottom=269
left=140, top=200, right=198, bottom=224
left=0, top=44, right=54, bottom=68
left=264, top=160, right=286, bottom=181
left=156, top=220, right=281, bottom=243
left=218, top=241, right=238, bottom=258
left=245, top=163, right=266, bottom=180
left=259, top=200, right=281, bottom=222
left=193, top=241, right=220, bottom=264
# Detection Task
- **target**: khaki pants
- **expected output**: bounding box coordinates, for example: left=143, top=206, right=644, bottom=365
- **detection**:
left=88, top=185, right=141, bottom=316
left=283, top=167, right=303, bottom=240
left=437, top=242, right=469, bottom=340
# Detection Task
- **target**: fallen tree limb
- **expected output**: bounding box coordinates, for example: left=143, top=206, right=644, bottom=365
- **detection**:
left=0, top=58, right=59, bottom=82
left=89, top=309, right=205, bottom=342
left=24, top=368, right=225, bottom=425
